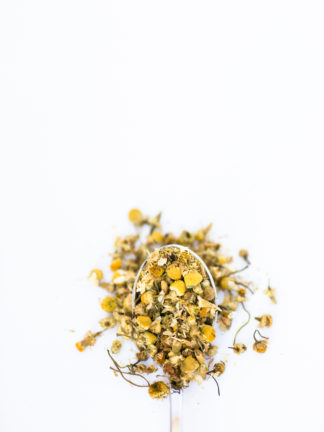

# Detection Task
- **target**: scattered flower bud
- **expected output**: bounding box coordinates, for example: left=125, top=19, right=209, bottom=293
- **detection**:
left=212, top=362, right=225, bottom=377
left=88, top=268, right=104, bottom=286
left=99, top=316, right=116, bottom=329
left=75, top=331, right=97, bottom=352
left=101, top=296, right=117, bottom=312
left=128, top=208, right=143, bottom=224
left=253, top=339, right=268, bottom=353
left=152, top=231, right=163, bottom=243
left=111, top=339, right=122, bottom=354
left=148, top=381, right=170, bottom=399
left=110, top=258, right=122, bottom=271
left=232, top=343, right=247, bottom=354
left=220, top=277, right=235, bottom=290
left=255, top=314, right=273, bottom=328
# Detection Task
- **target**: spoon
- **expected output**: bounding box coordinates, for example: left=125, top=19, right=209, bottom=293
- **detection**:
left=132, top=244, right=218, bottom=432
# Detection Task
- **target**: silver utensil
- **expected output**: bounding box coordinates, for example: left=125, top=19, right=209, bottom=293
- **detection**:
left=132, top=244, right=217, bottom=432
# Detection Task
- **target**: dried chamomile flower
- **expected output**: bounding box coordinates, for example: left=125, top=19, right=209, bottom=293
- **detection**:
left=75, top=331, right=97, bottom=352
left=111, top=339, right=122, bottom=354
left=137, top=316, right=152, bottom=330
left=170, top=280, right=186, bottom=296
left=110, top=258, right=122, bottom=271
left=253, top=330, right=269, bottom=353
left=166, top=264, right=182, bottom=280
left=217, top=255, right=231, bottom=265
left=101, top=296, right=117, bottom=312
left=264, top=284, right=277, bottom=304
left=88, top=268, right=104, bottom=286
left=178, top=230, right=196, bottom=246
left=253, top=339, right=268, bottom=353
left=128, top=208, right=143, bottom=224
left=201, top=325, right=216, bottom=343
left=211, top=362, right=225, bottom=377
left=149, top=265, right=164, bottom=278
left=152, top=231, right=163, bottom=243
left=148, top=381, right=170, bottom=399
left=141, top=290, right=154, bottom=304
left=99, top=316, right=116, bottom=329
left=112, top=270, right=128, bottom=285
left=220, top=277, right=236, bottom=291
left=184, top=270, right=203, bottom=287
left=255, top=314, right=273, bottom=328
left=231, top=343, right=247, bottom=354
left=239, top=249, right=250, bottom=264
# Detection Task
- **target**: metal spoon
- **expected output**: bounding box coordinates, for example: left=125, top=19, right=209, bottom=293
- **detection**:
left=132, top=244, right=218, bottom=432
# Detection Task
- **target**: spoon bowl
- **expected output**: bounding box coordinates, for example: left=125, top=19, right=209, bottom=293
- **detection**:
left=132, top=244, right=217, bottom=432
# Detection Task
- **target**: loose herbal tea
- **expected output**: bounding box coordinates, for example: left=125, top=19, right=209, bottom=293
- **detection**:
left=133, top=245, right=217, bottom=389
left=76, top=209, right=276, bottom=398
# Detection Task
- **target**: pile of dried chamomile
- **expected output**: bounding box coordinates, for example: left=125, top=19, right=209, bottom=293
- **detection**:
left=76, top=209, right=276, bottom=399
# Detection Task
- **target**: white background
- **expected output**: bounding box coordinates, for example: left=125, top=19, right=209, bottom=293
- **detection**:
left=1, top=1, right=324, bottom=431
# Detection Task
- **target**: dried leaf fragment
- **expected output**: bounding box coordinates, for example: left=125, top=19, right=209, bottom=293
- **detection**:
left=264, top=285, right=277, bottom=304
left=180, top=356, right=199, bottom=373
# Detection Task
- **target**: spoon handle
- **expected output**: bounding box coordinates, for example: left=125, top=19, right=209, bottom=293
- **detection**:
left=170, top=390, right=182, bottom=432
